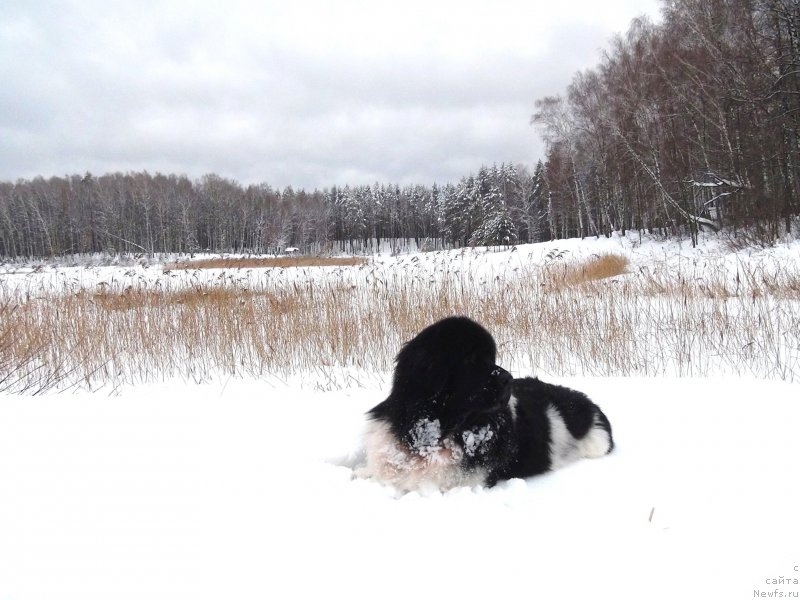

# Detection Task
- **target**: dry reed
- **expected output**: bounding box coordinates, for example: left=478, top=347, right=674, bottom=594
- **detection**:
left=1, top=251, right=799, bottom=392
left=542, top=253, right=629, bottom=287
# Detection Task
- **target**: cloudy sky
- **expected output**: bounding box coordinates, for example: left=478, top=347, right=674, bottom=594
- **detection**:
left=1, top=0, right=661, bottom=189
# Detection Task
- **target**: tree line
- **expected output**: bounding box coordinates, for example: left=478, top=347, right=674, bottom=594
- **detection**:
left=533, top=0, right=800, bottom=244
left=0, top=165, right=548, bottom=257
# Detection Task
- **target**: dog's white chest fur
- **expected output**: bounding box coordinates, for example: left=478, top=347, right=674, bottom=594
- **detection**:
left=360, top=419, right=488, bottom=492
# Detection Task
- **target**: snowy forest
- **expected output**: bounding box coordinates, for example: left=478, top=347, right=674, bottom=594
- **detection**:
left=0, top=166, right=542, bottom=256
left=534, top=0, right=800, bottom=244
left=1, top=0, right=799, bottom=258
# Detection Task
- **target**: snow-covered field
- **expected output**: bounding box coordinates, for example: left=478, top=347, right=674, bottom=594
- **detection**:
left=2, top=233, right=799, bottom=599
left=1, top=230, right=795, bottom=299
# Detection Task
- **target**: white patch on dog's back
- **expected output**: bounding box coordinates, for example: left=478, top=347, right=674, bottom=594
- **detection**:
left=546, top=405, right=581, bottom=470
left=578, top=416, right=613, bottom=458
left=546, top=405, right=613, bottom=470
left=359, top=419, right=486, bottom=492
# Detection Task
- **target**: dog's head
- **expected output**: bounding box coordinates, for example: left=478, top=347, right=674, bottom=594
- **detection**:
left=388, top=316, right=512, bottom=425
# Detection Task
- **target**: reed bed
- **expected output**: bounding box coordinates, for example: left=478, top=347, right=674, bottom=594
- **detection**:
left=1, top=250, right=799, bottom=392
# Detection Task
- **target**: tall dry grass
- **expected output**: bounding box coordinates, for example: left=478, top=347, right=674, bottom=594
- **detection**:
left=1, top=250, right=799, bottom=392
left=541, top=253, right=629, bottom=287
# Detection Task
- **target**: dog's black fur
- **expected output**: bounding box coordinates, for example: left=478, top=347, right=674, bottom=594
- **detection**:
left=364, top=316, right=614, bottom=490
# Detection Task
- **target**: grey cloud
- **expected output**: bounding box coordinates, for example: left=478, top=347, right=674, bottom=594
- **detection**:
left=0, top=1, right=660, bottom=189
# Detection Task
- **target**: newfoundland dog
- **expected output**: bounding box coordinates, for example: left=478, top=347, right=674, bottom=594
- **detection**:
left=361, top=316, right=614, bottom=492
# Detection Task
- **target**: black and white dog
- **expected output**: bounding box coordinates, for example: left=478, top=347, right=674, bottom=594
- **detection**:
left=361, top=316, right=614, bottom=491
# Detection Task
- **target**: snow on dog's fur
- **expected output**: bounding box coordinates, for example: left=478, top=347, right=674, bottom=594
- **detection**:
left=360, top=316, right=614, bottom=492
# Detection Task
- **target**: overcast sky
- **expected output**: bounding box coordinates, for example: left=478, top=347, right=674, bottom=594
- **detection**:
left=1, top=0, right=661, bottom=190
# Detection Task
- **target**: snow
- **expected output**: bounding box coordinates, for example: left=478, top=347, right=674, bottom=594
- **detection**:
left=3, top=230, right=798, bottom=299
left=2, top=233, right=800, bottom=599
left=409, top=418, right=443, bottom=456
left=461, top=424, right=494, bottom=457
left=1, top=376, right=798, bottom=599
